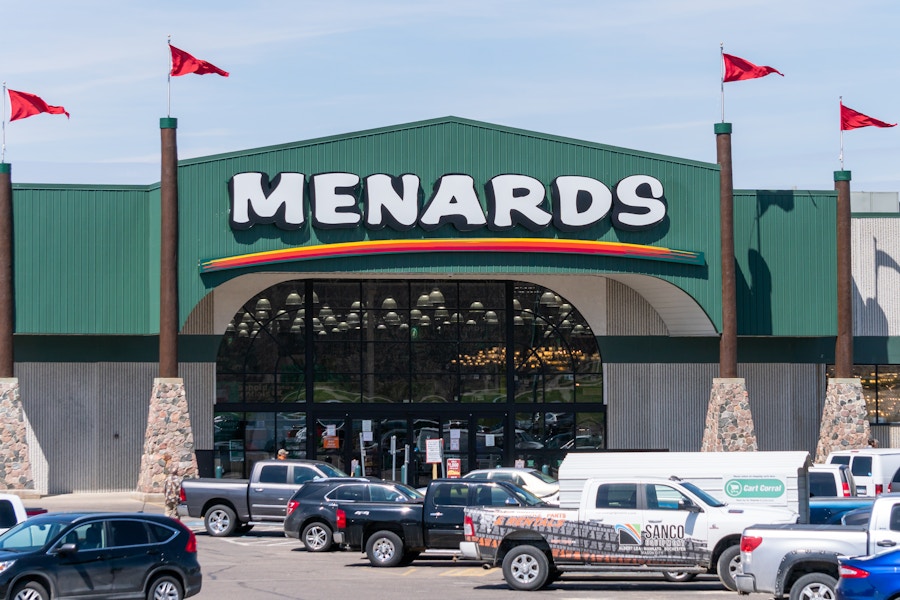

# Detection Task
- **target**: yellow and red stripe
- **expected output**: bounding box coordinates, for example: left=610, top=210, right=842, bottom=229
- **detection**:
left=199, top=238, right=703, bottom=273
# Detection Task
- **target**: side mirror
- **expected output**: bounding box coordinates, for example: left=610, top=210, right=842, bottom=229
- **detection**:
left=679, top=500, right=702, bottom=513
left=54, top=543, right=78, bottom=555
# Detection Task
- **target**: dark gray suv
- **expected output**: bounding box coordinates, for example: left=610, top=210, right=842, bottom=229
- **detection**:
left=284, top=478, right=424, bottom=552
left=0, top=512, right=201, bottom=600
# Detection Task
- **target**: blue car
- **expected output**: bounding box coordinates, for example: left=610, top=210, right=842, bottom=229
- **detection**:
left=837, top=549, right=900, bottom=600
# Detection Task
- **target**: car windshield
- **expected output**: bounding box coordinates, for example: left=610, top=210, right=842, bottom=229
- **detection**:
left=317, top=463, right=349, bottom=478
left=0, top=520, right=69, bottom=552
left=395, top=484, right=426, bottom=500
left=680, top=482, right=725, bottom=507
left=506, top=485, right=547, bottom=506
left=528, top=470, right=558, bottom=484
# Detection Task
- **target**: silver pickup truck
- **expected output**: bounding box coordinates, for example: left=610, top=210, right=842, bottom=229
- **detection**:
left=179, top=459, right=348, bottom=536
left=736, top=493, right=900, bottom=599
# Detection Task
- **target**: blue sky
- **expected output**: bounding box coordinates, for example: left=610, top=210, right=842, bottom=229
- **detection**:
left=3, top=1, right=899, bottom=191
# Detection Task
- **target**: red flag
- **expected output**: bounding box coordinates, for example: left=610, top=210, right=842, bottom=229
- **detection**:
left=7, top=89, right=69, bottom=121
left=169, top=44, right=229, bottom=77
left=840, top=102, right=896, bottom=131
left=723, top=53, right=783, bottom=82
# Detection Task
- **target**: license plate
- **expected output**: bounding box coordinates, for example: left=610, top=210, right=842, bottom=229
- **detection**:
left=858, top=486, right=867, bottom=495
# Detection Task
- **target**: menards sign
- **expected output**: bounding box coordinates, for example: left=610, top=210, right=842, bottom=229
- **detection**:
left=198, top=171, right=704, bottom=273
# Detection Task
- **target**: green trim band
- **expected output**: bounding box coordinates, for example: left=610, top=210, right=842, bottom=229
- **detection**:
left=160, top=117, right=178, bottom=129
left=834, top=170, right=852, bottom=182
left=0, top=163, right=10, bottom=174
left=714, top=122, right=732, bottom=134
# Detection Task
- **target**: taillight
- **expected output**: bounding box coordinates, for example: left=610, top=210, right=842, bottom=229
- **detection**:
left=839, top=565, right=869, bottom=579
left=464, top=515, right=474, bottom=537
left=876, top=484, right=884, bottom=495
left=740, top=536, right=763, bottom=553
left=185, top=528, right=197, bottom=553
left=286, top=500, right=299, bottom=516
left=179, top=487, right=186, bottom=502
left=842, top=481, right=850, bottom=497
left=175, top=520, right=197, bottom=553
left=336, top=509, right=346, bottom=530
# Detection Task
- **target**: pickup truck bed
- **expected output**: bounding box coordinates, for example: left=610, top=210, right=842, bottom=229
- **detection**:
left=737, top=493, right=900, bottom=599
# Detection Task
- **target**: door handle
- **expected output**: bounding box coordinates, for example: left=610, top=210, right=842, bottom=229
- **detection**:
left=253, top=488, right=264, bottom=492
left=430, top=512, right=443, bottom=517
left=876, top=540, right=897, bottom=547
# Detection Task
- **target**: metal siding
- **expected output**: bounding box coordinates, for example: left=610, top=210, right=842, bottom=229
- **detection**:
left=15, top=360, right=211, bottom=492
left=12, top=185, right=157, bottom=334
left=179, top=118, right=723, bottom=331
left=606, top=279, right=668, bottom=335
left=734, top=190, right=837, bottom=336
left=852, top=217, right=900, bottom=335
left=606, top=363, right=823, bottom=455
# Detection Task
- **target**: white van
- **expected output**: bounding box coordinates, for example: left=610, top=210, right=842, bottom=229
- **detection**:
left=557, top=451, right=811, bottom=519
left=826, top=448, right=900, bottom=496
left=808, top=463, right=857, bottom=497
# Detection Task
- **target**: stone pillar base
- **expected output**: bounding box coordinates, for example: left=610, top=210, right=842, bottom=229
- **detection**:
left=136, top=378, right=198, bottom=494
left=701, top=378, right=758, bottom=452
left=815, top=378, right=869, bottom=463
left=0, top=379, right=34, bottom=490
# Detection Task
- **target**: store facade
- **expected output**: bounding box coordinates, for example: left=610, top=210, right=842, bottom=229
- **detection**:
left=10, top=116, right=888, bottom=493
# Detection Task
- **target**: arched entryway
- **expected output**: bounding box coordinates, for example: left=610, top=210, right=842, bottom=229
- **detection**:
left=212, top=279, right=605, bottom=485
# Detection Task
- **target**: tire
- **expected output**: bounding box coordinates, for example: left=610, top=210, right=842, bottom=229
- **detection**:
left=501, top=545, right=550, bottom=591
left=716, top=544, right=741, bottom=591
left=12, top=581, right=49, bottom=600
left=147, top=574, right=184, bottom=600
left=302, top=522, right=333, bottom=552
left=365, top=530, right=405, bottom=567
left=662, top=572, right=697, bottom=583
left=204, top=504, right=238, bottom=537
left=789, top=573, right=837, bottom=600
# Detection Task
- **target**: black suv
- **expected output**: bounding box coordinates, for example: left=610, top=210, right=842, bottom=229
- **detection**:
left=0, top=512, right=201, bottom=600
left=284, top=478, right=424, bottom=552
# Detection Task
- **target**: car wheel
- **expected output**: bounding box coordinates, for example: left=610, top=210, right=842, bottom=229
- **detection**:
left=789, top=573, right=837, bottom=600
left=501, top=545, right=550, bottom=591
left=302, top=522, right=333, bottom=552
left=12, top=581, right=49, bottom=600
left=147, top=574, right=184, bottom=600
left=365, top=530, right=404, bottom=567
left=662, top=572, right=697, bottom=583
left=204, top=504, right=238, bottom=537
left=716, top=544, right=741, bottom=591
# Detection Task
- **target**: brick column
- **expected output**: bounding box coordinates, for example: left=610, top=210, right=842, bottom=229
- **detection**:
left=136, top=379, right=198, bottom=494
left=815, top=378, right=868, bottom=462
left=701, top=378, right=758, bottom=452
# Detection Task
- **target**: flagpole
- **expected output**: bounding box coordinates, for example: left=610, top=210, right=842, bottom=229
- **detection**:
left=839, top=97, right=844, bottom=171
left=720, top=43, right=725, bottom=122
left=167, top=36, right=172, bottom=118
left=1, top=82, right=6, bottom=163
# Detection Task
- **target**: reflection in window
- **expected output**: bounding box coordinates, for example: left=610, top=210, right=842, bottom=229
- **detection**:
left=827, top=365, right=900, bottom=423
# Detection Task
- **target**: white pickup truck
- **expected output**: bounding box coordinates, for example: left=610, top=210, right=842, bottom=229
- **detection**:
left=460, top=476, right=798, bottom=591
left=736, top=492, right=900, bottom=600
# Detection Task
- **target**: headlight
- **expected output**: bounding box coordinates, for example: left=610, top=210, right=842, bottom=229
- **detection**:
left=0, top=560, right=16, bottom=573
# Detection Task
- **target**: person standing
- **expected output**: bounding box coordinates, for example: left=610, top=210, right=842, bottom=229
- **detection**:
left=163, top=456, right=181, bottom=519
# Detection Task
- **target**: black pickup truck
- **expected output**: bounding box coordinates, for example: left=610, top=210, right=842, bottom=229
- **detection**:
left=334, top=477, right=546, bottom=567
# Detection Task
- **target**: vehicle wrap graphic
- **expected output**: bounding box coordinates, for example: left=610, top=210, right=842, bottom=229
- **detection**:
left=466, top=508, right=710, bottom=566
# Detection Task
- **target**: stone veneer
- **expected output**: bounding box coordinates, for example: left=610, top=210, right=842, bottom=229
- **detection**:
left=815, top=378, right=869, bottom=463
left=0, top=379, right=34, bottom=489
left=701, top=378, right=758, bottom=452
left=136, top=378, right=198, bottom=494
